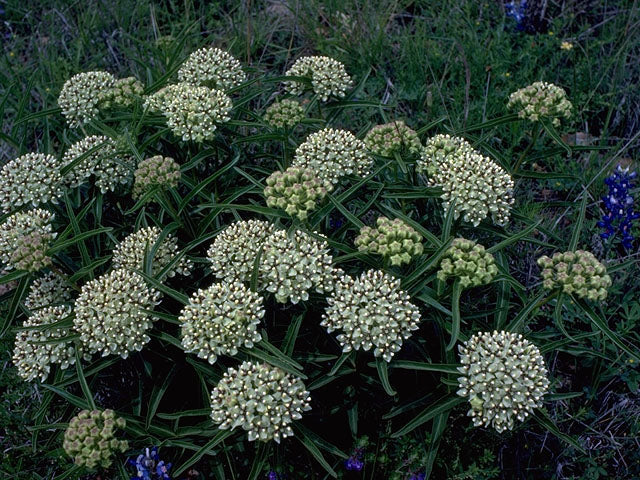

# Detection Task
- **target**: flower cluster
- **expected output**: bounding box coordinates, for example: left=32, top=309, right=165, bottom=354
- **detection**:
left=180, top=281, right=264, bottom=364
left=210, top=361, right=311, bottom=443
left=112, top=226, right=193, bottom=279
left=292, top=128, right=372, bottom=185
left=417, top=135, right=514, bottom=226
left=207, top=219, right=277, bottom=283
left=597, top=165, right=638, bottom=249
left=507, top=81, right=572, bottom=126
left=128, top=447, right=172, bottom=480
left=12, top=305, right=76, bottom=382
left=355, top=217, right=423, bottom=266
left=132, top=155, right=181, bottom=201
left=98, top=76, right=144, bottom=108
left=58, top=71, right=115, bottom=127
left=0, top=209, right=55, bottom=272
left=457, top=331, right=550, bottom=433
left=264, top=167, right=330, bottom=220
left=437, top=238, right=498, bottom=288
left=73, top=269, right=161, bottom=358
left=284, top=56, right=352, bottom=101
left=177, top=46, right=246, bottom=91
left=24, top=271, right=73, bottom=310
left=259, top=229, right=334, bottom=304
left=537, top=250, right=611, bottom=301
left=322, top=270, right=421, bottom=362
left=263, top=99, right=306, bottom=129
left=0, top=153, right=63, bottom=212
left=63, top=409, right=128, bottom=469
left=364, top=120, right=422, bottom=158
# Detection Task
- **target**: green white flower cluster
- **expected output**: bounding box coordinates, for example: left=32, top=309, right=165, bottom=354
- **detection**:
left=417, top=135, right=514, bottom=226
left=322, top=270, right=421, bottom=362
left=263, top=99, right=306, bottom=129
left=437, top=238, right=498, bottom=288
left=178, top=46, right=246, bottom=91
left=73, top=269, right=161, bottom=358
left=112, top=226, right=193, bottom=279
left=508, top=81, right=572, bottom=126
left=457, top=331, right=550, bottom=433
left=132, top=155, right=181, bottom=200
left=364, top=120, right=422, bottom=158
left=63, top=409, right=128, bottom=469
left=537, top=250, right=611, bottom=301
left=180, top=282, right=264, bottom=364
left=355, top=217, right=423, bottom=266
left=12, top=305, right=76, bottom=382
left=292, top=128, right=372, bottom=185
left=284, top=55, right=352, bottom=101
left=98, top=76, right=144, bottom=108
left=264, top=167, right=330, bottom=220
left=0, top=209, right=55, bottom=272
left=24, top=271, right=73, bottom=310
left=58, top=71, right=115, bottom=127
left=0, top=153, right=63, bottom=212
left=210, top=361, right=311, bottom=443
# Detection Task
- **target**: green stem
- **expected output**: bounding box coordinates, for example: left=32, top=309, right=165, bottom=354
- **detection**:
left=512, top=123, right=541, bottom=174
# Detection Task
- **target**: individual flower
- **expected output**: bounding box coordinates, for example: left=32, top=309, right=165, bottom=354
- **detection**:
left=179, top=281, right=264, bottom=364
left=264, top=166, right=331, bottom=220
left=178, top=46, right=246, bottom=91
left=112, top=226, right=193, bottom=279
left=437, top=238, right=498, bottom=288
left=259, top=229, right=334, bottom=304
left=417, top=134, right=515, bottom=226
left=292, top=128, right=372, bottom=185
left=0, top=209, right=55, bottom=272
left=132, top=155, right=181, bottom=201
left=63, top=409, right=128, bottom=469
left=322, top=270, right=421, bottom=362
left=284, top=56, right=352, bottom=101
left=457, top=330, right=550, bottom=433
left=207, top=220, right=277, bottom=283
left=98, top=76, right=144, bottom=108
left=537, top=250, right=611, bottom=301
left=560, top=41, right=574, bottom=51
left=127, top=446, right=172, bottom=480
left=597, top=164, right=639, bottom=249
left=73, top=269, right=161, bottom=358
left=345, top=447, right=365, bottom=471
left=58, top=71, right=116, bottom=127
left=210, top=361, right=311, bottom=443
left=0, top=153, right=64, bottom=212
left=507, top=81, right=572, bottom=126
left=364, top=120, right=422, bottom=158
left=12, top=305, right=76, bottom=382
left=263, top=99, right=306, bottom=129
left=355, top=217, right=423, bottom=266
left=24, top=271, right=73, bottom=310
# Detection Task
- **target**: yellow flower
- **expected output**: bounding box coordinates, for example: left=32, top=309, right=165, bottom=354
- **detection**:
left=560, top=41, right=574, bottom=51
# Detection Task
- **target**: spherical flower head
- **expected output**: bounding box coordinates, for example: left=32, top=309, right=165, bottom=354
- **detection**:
left=63, top=409, right=128, bottom=469
left=0, top=209, right=55, bottom=272
left=416, top=134, right=474, bottom=177
left=58, top=71, right=116, bottom=127
left=507, top=81, right=572, bottom=126
left=24, top=271, right=73, bottom=310
left=264, top=167, right=331, bottom=221
left=132, top=155, right=181, bottom=201
left=259, top=229, right=334, bottom=304
left=62, top=135, right=133, bottom=193
left=322, top=270, right=421, bottom=362
left=207, top=219, right=277, bottom=283
left=178, top=46, right=246, bottom=91
left=537, top=250, right=611, bottom=301
left=355, top=217, right=423, bottom=266
left=0, top=153, right=64, bottom=213
left=457, top=330, right=550, bottom=433
left=437, top=238, right=498, bottom=288
left=284, top=56, right=352, bottom=101
left=112, top=226, right=193, bottom=279
left=210, top=361, right=311, bottom=443
left=73, top=269, right=161, bottom=358
left=98, top=76, right=144, bottom=108
left=263, top=99, right=306, bottom=129
left=180, top=281, right=264, bottom=364
left=364, top=121, right=422, bottom=158
left=13, top=305, right=77, bottom=382
left=292, top=128, right=372, bottom=185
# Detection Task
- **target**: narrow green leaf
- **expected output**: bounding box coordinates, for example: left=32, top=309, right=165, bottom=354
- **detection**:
left=388, top=361, right=460, bottom=374
left=172, top=429, right=234, bottom=477
left=568, top=194, right=588, bottom=251
left=391, top=396, right=464, bottom=438
left=376, top=357, right=396, bottom=396
left=293, top=425, right=338, bottom=478
left=75, top=350, right=96, bottom=410
left=446, top=280, right=463, bottom=351
left=532, top=409, right=585, bottom=454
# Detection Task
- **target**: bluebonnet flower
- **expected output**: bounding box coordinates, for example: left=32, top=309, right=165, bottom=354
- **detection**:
left=128, top=447, right=172, bottom=480
left=345, top=447, right=365, bottom=471
left=267, top=471, right=286, bottom=480
left=597, top=165, right=639, bottom=249
left=408, top=473, right=426, bottom=480
left=505, top=1, right=527, bottom=29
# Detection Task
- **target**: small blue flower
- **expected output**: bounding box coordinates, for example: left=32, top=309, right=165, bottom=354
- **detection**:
left=597, top=164, right=638, bottom=249
left=128, top=447, right=172, bottom=480
left=505, top=0, right=528, bottom=29
left=345, top=447, right=365, bottom=471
